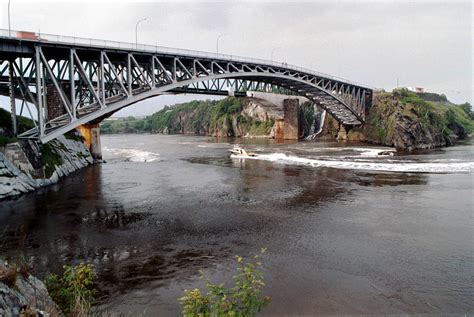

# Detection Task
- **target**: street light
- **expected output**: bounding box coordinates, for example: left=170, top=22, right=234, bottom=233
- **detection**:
left=216, top=33, right=227, bottom=54
left=135, top=17, right=147, bottom=48
left=8, top=0, right=11, bottom=37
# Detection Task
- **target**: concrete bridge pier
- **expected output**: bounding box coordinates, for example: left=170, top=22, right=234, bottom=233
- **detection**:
left=77, top=123, right=102, bottom=160
left=337, top=125, right=348, bottom=141
left=45, top=84, right=102, bottom=160
left=282, top=99, right=299, bottom=140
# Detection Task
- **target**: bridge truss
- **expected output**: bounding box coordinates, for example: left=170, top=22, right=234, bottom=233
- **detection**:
left=0, top=30, right=373, bottom=143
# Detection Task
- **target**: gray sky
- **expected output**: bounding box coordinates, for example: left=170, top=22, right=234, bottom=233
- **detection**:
left=1, top=0, right=472, bottom=116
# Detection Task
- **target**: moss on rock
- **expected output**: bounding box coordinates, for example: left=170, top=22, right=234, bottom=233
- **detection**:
left=40, top=142, right=64, bottom=178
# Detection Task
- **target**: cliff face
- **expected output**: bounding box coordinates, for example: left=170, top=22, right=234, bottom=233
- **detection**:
left=148, top=97, right=317, bottom=139
left=316, top=89, right=473, bottom=151
left=101, top=97, right=319, bottom=139
left=0, top=134, right=93, bottom=200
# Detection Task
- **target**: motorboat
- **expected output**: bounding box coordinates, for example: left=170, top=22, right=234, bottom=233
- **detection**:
left=228, top=145, right=257, bottom=157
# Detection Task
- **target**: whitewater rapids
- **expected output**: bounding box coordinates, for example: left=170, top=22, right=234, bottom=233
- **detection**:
left=230, top=151, right=474, bottom=173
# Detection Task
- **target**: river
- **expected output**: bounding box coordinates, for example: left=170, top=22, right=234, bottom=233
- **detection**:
left=1, top=134, right=473, bottom=315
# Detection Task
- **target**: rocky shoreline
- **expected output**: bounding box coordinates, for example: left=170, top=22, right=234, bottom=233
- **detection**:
left=0, top=135, right=94, bottom=200
left=0, top=260, right=62, bottom=317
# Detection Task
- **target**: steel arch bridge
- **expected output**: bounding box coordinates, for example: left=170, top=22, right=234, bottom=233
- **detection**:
left=0, top=30, right=373, bottom=143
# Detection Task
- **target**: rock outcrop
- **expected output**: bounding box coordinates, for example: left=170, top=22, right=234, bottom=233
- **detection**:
left=144, top=97, right=318, bottom=139
left=314, top=89, right=473, bottom=151
left=0, top=135, right=93, bottom=200
left=0, top=261, right=62, bottom=316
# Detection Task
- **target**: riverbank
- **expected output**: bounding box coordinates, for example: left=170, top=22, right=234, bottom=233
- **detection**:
left=0, top=134, right=94, bottom=200
left=0, top=107, right=95, bottom=200
left=100, top=90, right=473, bottom=152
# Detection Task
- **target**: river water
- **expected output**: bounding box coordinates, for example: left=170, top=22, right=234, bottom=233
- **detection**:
left=1, top=134, right=473, bottom=315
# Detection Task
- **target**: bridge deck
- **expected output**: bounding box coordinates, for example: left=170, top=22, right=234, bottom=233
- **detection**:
left=0, top=29, right=372, bottom=90
left=0, top=29, right=374, bottom=143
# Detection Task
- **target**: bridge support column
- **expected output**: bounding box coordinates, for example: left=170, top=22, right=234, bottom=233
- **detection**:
left=337, top=125, right=348, bottom=141
left=282, top=99, right=299, bottom=140
left=8, top=61, right=17, bottom=136
left=77, top=123, right=102, bottom=160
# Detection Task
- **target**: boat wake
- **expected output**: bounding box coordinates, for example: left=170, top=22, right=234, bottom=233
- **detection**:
left=103, top=147, right=160, bottom=162
left=232, top=152, right=474, bottom=173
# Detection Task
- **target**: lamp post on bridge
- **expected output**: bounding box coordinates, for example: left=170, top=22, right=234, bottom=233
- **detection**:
left=8, top=0, right=11, bottom=37
left=216, top=33, right=227, bottom=54
left=135, top=17, right=147, bottom=49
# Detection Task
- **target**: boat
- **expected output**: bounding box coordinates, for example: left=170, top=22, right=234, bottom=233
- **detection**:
left=228, top=145, right=258, bottom=157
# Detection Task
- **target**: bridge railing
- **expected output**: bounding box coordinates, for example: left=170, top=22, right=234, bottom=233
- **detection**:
left=0, top=28, right=374, bottom=89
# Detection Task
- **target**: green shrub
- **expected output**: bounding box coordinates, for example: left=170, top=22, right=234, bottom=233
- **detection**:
left=0, top=108, right=35, bottom=135
left=0, top=108, right=13, bottom=132
left=237, top=114, right=248, bottom=124
left=45, top=263, right=96, bottom=316
left=458, top=102, right=474, bottom=120
left=0, top=135, right=17, bottom=147
left=40, top=143, right=63, bottom=178
left=247, top=119, right=274, bottom=136
left=17, top=116, right=35, bottom=133
left=179, top=248, right=271, bottom=317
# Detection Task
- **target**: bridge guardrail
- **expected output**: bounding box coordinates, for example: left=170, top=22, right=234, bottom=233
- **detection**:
left=0, top=29, right=375, bottom=89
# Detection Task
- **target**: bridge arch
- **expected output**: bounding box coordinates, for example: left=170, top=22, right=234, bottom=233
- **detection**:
left=0, top=31, right=373, bottom=143
left=84, top=72, right=363, bottom=123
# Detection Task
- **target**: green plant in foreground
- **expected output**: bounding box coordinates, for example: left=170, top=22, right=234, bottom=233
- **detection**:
left=179, top=248, right=271, bottom=317
left=45, top=263, right=96, bottom=316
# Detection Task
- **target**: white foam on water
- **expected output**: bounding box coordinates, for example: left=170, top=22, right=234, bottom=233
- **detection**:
left=291, top=146, right=396, bottom=157
left=356, top=148, right=396, bottom=157
left=231, top=152, right=474, bottom=173
left=103, top=147, right=160, bottom=162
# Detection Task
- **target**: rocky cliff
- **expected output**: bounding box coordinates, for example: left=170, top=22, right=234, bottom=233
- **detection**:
left=0, top=134, right=93, bottom=200
left=316, top=89, right=473, bottom=151
left=156, top=97, right=279, bottom=138
left=0, top=107, right=95, bottom=200
left=104, top=97, right=318, bottom=139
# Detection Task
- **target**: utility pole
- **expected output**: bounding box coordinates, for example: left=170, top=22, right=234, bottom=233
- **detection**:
left=216, top=34, right=227, bottom=54
left=135, top=18, right=147, bottom=49
left=8, top=0, right=11, bottom=36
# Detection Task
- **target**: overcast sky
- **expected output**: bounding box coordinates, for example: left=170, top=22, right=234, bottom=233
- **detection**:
left=1, top=0, right=472, bottom=116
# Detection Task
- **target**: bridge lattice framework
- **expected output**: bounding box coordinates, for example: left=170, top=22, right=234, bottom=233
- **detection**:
left=0, top=29, right=373, bottom=143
